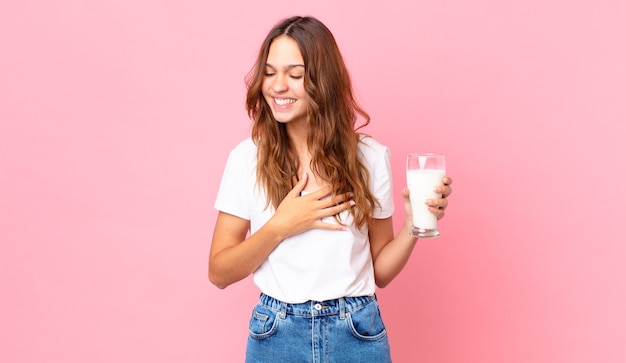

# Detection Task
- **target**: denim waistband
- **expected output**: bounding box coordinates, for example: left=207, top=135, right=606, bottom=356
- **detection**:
left=258, top=293, right=376, bottom=318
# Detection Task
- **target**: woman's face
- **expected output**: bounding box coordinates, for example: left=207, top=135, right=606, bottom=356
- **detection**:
left=262, top=35, right=309, bottom=126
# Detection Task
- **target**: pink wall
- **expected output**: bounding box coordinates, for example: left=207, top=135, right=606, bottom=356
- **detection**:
left=1, top=1, right=625, bottom=362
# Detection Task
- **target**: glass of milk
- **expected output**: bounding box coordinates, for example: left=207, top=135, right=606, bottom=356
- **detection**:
left=406, top=153, right=446, bottom=238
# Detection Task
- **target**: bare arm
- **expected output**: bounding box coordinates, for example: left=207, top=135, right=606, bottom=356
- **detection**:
left=208, top=173, right=355, bottom=289
left=209, top=212, right=280, bottom=289
left=369, top=177, right=453, bottom=288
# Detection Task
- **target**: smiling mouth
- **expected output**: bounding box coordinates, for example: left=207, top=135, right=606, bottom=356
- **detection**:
left=274, top=98, right=296, bottom=105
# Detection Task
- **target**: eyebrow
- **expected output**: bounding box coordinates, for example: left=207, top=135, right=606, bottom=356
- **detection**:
left=265, top=63, right=305, bottom=70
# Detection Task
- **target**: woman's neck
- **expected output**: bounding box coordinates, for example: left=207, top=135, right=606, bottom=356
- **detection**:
left=286, top=122, right=327, bottom=191
left=286, top=121, right=310, bottom=162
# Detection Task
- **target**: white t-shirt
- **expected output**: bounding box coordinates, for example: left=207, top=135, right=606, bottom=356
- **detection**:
left=214, top=136, right=394, bottom=303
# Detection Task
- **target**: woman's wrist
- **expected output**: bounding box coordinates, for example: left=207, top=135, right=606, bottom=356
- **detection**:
left=400, top=219, right=418, bottom=241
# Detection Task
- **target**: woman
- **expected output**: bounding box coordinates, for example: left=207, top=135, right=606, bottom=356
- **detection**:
left=209, top=16, right=452, bottom=362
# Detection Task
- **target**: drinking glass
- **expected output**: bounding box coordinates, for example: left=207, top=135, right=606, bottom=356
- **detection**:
left=406, top=153, right=446, bottom=238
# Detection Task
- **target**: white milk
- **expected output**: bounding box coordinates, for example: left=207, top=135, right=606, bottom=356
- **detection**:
left=407, top=169, right=446, bottom=230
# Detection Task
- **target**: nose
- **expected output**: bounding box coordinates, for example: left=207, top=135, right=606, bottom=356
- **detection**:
left=271, top=73, right=288, bottom=92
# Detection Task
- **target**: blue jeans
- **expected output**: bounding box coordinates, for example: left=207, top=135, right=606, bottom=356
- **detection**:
left=245, top=293, right=392, bottom=363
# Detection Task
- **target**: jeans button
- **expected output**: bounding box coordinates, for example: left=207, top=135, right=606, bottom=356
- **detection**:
left=314, top=303, right=322, bottom=310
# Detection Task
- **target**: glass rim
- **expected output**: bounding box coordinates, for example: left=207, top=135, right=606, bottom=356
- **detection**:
left=407, top=153, right=445, bottom=157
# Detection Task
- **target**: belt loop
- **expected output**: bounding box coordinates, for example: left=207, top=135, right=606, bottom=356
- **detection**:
left=338, top=297, right=346, bottom=319
left=279, top=301, right=287, bottom=319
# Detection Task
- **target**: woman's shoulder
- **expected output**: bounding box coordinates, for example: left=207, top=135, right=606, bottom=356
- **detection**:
left=358, top=135, right=389, bottom=156
left=229, top=137, right=257, bottom=155
left=225, top=137, right=257, bottom=165
left=232, top=137, right=256, bottom=150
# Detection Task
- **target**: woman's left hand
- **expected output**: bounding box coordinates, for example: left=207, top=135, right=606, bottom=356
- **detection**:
left=428, top=176, right=452, bottom=220
left=402, top=176, right=453, bottom=221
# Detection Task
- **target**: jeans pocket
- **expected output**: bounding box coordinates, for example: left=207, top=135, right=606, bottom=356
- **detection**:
left=248, top=303, right=280, bottom=340
left=346, top=300, right=388, bottom=342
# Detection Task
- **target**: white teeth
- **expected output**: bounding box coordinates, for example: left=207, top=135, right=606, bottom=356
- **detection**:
left=275, top=98, right=296, bottom=105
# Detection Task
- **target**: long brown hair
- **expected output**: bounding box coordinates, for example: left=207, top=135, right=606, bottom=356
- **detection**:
left=246, top=16, right=378, bottom=230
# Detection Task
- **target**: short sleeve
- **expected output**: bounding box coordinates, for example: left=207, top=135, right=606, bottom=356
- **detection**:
left=213, top=139, right=256, bottom=220
left=372, top=145, right=394, bottom=219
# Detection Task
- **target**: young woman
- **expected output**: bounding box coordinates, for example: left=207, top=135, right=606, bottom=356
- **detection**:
left=209, top=16, right=452, bottom=362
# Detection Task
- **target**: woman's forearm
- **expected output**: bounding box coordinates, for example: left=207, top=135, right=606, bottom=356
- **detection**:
left=372, top=220, right=418, bottom=288
left=209, top=215, right=286, bottom=289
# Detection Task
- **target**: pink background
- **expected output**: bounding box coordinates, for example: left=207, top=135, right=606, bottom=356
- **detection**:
left=1, top=1, right=625, bottom=362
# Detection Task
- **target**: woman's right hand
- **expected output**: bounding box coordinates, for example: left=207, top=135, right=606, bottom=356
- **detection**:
left=267, top=172, right=355, bottom=240
left=209, top=172, right=354, bottom=289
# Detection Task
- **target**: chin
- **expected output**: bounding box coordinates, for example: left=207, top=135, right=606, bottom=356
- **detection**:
left=271, top=114, right=292, bottom=123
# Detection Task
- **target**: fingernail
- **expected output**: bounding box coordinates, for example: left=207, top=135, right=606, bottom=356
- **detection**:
left=350, top=200, right=356, bottom=206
